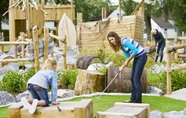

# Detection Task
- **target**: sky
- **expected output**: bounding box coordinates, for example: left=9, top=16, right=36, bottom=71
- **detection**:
left=110, top=0, right=119, bottom=5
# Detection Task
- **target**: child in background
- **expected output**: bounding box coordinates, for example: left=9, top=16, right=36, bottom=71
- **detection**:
left=21, top=57, right=59, bottom=114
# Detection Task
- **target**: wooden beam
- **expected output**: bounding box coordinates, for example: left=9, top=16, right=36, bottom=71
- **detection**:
left=178, top=54, right=186, bottom=58
left=49, top=33, right=65, bottom=43
left=167, top=63, right=186, bottom=72
left=167, top=44, right=186, bottom=53
left=178, top=37, right=186, bottom=40
left=0, top=58, right=30, bottom=62
left=131, top=0, right=144, bottom=15
left=0, top=42, right=30, bottom=45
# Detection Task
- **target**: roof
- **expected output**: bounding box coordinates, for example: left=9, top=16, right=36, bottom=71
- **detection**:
left=107, top=7, right=125, bottom=19
left=151, top=16, right=174, bottom=28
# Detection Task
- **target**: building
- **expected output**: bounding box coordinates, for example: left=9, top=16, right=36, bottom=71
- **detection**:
left=151, top=16, right=175, bottom=39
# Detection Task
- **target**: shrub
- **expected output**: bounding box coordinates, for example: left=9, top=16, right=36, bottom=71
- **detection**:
left=22, top=68, right=36, bottom=90
left=0, top=70, right=24, bottom=93
left=57, top=70, right=78, bottom=89
left=0, top=68, right=36, bottom=93
left=147, top=59, right=186, bottom=92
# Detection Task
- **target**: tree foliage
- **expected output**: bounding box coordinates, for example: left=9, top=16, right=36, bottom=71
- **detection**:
left=120, top=0, right=164, bottom=41
left=74, top=0, right=115, bottom=22
left=162, top=0, right=186, bottom=32
left=0, top=0, right=9, bottom=32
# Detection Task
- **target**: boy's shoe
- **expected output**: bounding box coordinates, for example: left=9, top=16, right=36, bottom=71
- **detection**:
left=21, top=97, right=31, bottom=110
left=29, top=99, right=38, bottom=114
left=124, top=100, right=133, bottom=103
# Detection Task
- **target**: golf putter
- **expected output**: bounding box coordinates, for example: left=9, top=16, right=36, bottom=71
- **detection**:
left=96, top=72, right=119, bottom=100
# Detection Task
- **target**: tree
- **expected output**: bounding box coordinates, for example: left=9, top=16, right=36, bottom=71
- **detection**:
left=121, top=0, right=165, bottom=41
left=74, top=0, right=115, bottom=22
left=162, top=0, right=186, bottom=33
left=0, top=0, right=9, bottom=32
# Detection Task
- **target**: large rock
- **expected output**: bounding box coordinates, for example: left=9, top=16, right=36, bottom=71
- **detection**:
left=15, top=91, right=32, bottom=102
left=0, top=91, right=15, bottom=105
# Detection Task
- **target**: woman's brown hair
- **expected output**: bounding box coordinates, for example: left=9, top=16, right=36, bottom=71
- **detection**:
left=107, top=31, right=121, bottom=52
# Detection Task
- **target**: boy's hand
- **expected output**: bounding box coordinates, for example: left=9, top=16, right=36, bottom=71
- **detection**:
left=52, top=101, right=60, bottom=105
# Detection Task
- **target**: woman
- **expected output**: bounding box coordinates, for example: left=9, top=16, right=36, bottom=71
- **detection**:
left=151, top=29, right=165, bottom=62
left=107, top=31, right=147, bottom=103
left=21, top=57, right=59, bottom=114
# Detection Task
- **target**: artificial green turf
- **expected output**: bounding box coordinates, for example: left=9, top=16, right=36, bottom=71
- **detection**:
left=1, top=95, right=186, bottom=118
left=0, top=106, right=8, bottom=118
left=65, top=95, right=186, bottom=117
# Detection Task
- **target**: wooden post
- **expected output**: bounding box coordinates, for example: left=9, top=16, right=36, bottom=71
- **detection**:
left=9, top=0, right=16, bottom=41
left=0, top=32, right=4, bottom=51
left=174, top=32, right=178, bottom=60
left=182, top=31, right=184, bottom=44
left=71, top=0, right=74, bottom=21
left=77, top=13, right=82, bottom=24
left=26, top=0, right=31, bottom=38
left=50, top=31, right=54, bottom=57
left=8, top=102, right=22, bottom=118
left=33, top=26, right=40, bottom=72
left=43, top=27, right=49, bottom=62
left=21, top=34, right=25, bottom=69
left=118, top=0, right=121, bottom=20
left=102, top=7, right=106, bottom=20
left=166, top=51, right=172, bottom=94
left=77, top=13, right=82, bottom=48
left=63, top=36, right=67, bottom=69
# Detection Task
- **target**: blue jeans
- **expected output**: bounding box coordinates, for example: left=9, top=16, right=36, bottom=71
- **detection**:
left=28, top=84, right=50, bottom=106
left=130, top=53, right=147, bottom=103
left=155, top=41, right=165, bottom=62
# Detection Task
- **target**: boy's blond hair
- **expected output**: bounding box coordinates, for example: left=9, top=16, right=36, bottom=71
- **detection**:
left=151, top=29, right=156, bottom=34
left=42, top=58, right=57, bottom=70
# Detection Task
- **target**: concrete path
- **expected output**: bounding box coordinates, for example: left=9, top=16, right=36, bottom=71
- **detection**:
left=164, top=88, right=186, bottom=101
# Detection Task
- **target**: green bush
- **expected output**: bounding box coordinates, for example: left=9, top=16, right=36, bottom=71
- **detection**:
left=22, top=68, right=36, bottom=90
left=0, top=70, right=24, bottom=93
left=0, top=68, right=35, bottom=93
left=158, top=70, right=186, bottom=91
left=147, top=59, right=186, bottom=92
left=57, top=70, right=78, bottom=89
left=78, top=48, right=127, bottom=67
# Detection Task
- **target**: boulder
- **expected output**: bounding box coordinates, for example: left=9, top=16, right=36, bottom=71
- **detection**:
left=0, top=91, right=15, bottom=105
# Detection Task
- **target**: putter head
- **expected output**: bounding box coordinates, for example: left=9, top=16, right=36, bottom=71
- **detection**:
left=95, top=96, right=100, bottom=100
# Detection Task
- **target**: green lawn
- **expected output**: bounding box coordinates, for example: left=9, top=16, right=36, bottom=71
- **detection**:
left=1, top=95, right=185, bottom=118
left=67, top=95, right=186, bottom=116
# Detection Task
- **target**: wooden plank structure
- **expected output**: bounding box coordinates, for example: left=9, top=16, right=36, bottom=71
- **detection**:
left=76, top=7, right=145, bottom=49
left=3, top=0, right=72, bottom=71
left=96, top=102, right=150, bottom=118
left=8, top=0, right=75, bottom=41
left=8, top=99, right=93, bottom=118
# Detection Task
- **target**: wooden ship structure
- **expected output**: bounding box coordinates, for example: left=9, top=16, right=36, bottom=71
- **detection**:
left=8, top=0, right=75, bottom=40
left=76, top=6, right=145, bottom=50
